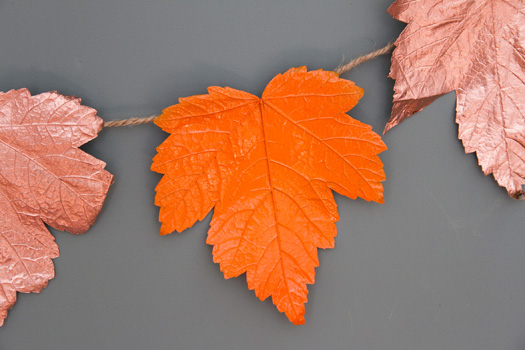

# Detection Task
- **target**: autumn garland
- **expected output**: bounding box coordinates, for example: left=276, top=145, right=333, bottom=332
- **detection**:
left=1, top=0, right=524, bottom=328
left=0, top=46, right=392, bottom=327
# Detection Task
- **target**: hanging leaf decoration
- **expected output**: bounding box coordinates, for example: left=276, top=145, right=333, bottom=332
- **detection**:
left=0, top=89, right=113, bottom=326
left=386, top=0, right=525, bottom=198
left=152, top=67, right=387, bottom=324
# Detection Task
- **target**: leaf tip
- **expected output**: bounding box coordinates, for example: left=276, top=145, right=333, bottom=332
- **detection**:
left=291, top=317, right=305, bottom=326
left=159, top=223, right=174, bottom=236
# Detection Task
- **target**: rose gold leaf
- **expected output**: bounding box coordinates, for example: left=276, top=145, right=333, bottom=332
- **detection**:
left=0, top=89, right=113, bottom=325
left=387, top=0, right=525, bottom=198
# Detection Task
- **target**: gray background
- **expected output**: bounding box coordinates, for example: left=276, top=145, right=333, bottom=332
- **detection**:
left=1, top=1, right=524, bottom=349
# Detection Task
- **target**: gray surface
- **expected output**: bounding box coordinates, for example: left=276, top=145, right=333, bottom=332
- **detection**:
left=0, top=1, right=524, bottom=349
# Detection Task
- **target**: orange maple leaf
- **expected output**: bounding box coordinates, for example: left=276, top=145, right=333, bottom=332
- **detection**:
left=152, top=67, right=387, bottom=325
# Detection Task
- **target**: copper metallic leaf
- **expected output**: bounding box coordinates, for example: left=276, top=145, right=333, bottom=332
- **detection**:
left=0, top=89, right=113, bottom=325
left=387, top=0, right=525, bottom=198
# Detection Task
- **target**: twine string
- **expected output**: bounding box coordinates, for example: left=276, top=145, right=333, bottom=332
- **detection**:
left=334, top=42, right=395, bottom=75
left=102, top=42, right=395, bottom=128
left=103, top=115, right=158, bottom=128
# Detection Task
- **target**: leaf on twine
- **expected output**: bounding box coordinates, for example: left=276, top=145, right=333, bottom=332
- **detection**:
left=152, top=67, right=387, bottom=324
left=386, top=0, right=525, bottom=198
left=0, top=89, right=113, bottom=326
